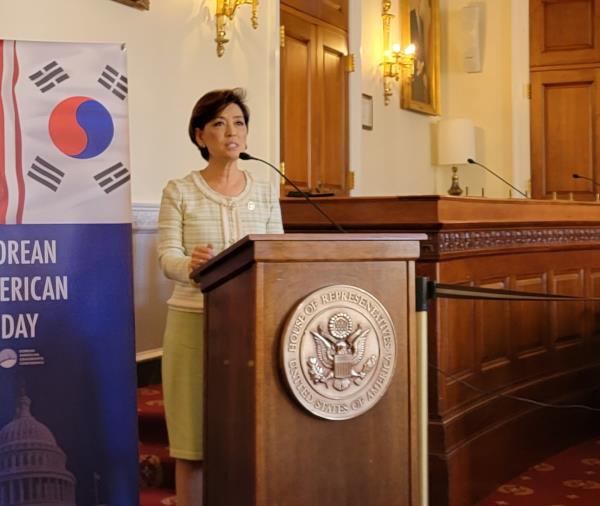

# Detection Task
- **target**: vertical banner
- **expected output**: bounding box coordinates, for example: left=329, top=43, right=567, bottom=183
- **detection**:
left=0, top=40, right=138, bottom=505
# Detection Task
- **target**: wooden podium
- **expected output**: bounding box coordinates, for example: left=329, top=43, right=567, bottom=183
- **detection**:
left=194, top=233, right=424, bottom=506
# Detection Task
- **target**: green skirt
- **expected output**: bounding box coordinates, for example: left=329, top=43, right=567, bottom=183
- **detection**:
left=162, top=308, right=204, bottom=460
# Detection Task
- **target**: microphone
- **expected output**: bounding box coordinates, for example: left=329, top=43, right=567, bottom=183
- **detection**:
left=467, top=158, right=527, bottom=198
left=239, top=152, right=346, bottom=233
left=572, top=173, right=600, bottom=188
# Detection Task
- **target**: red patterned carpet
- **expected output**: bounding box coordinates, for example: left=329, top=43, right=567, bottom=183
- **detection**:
left=137, top=384, right=599, bottom=505
left=476, top=438, right=600, bottom=505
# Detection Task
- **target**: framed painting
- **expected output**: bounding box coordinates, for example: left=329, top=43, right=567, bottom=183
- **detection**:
left=401, top=0, right=440, bottom=115
left=111, top=0, right=149, bottom=9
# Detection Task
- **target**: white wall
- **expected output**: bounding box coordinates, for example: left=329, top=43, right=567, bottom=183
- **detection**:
left=0, top=0, right=279, bottom=203
left=358, top=0, right=527, bottom=199
left=132, top=206, right=172, bottom=358
left=0, top=0, right=525, bottom=200
left=358, top=0, right=437, bottom=196
left=511, top=0, right=531, bottom=196
left=437, top=0, right=529, bottom=198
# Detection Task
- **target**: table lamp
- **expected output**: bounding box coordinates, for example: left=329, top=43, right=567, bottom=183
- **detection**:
left=437, top=118, right=476, bottom=196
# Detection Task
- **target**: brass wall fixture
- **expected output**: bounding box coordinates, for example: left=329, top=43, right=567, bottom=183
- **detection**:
left=381, top=0, right=415, bottom=105
left=215, top=0, right=258, bottom=57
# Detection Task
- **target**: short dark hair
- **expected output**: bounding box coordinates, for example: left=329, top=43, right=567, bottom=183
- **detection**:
left=188, top=88, right=250, bottom=160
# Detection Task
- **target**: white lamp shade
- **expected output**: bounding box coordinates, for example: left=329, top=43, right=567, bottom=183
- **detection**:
left=437, top=118, right=476, bottom=165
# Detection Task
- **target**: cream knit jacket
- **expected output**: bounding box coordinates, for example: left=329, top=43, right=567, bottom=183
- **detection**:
left=157, top=169, right=284, bottom=311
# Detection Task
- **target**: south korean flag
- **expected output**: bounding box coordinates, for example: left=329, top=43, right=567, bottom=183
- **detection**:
left=0, top=40, right=131, bottom=224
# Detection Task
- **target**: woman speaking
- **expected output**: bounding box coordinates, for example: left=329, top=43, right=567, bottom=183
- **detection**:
left=157, top=88, right=283, bottom=505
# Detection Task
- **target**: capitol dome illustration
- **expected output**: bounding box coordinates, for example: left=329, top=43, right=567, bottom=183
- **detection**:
left=0, top=392, right=76, bottom=505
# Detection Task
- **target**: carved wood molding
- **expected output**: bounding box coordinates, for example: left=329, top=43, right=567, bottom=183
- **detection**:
left=111, top=0, right=149, bottom=10
left=422, top=227, right=600, bottom=256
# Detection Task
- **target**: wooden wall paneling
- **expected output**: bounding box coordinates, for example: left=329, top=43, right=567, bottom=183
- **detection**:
left=281, top=10, right=316, bottom=191
left=442, top=296, right=476, bottom=378
left=281, top=0, right=319, bottom=19
left=433, top=254, right=600, bottom=506
left=530, top=0, right=600, bottom=67
left=551, top=269, right=585, bottom=345
left=478, top=279, right=511, bottom=369
left=530, top=68, right=600, bottom=199
left=589, top=269, right=600, bottom=337
left=281, top=0, right=348, bottom=29
left=317, top=0, right=348, bottom=30
left=473, top=275, right=513, bottom=403
left=437, top=296, right=477, bottom=413
left=513, top=274, right=549, bottom=356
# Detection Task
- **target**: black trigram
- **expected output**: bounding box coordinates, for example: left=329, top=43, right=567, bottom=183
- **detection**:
left=28, top=157, right=65, bottom=191
left=28, top=61, right=69, bottom=93
left=98, top=65, right=128, bottom=100
left=94, top=162, right=130, bottom=194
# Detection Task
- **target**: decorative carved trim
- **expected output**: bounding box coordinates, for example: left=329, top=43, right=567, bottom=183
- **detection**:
left=132, top=203, right=159, bottom=232
left=433, top=227, right=600, bottom=254
left=111, top=0, right=149, bottom=10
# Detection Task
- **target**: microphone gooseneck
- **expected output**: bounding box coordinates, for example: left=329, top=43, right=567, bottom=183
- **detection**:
left=467, top=158, right=528, bottom=198
left=239, top=153, right=346, bottom=233
left=572, top=173, right=600, bottom=188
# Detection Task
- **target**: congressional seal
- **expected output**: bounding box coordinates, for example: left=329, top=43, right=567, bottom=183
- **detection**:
left=281, top=284, right=397, bottom=420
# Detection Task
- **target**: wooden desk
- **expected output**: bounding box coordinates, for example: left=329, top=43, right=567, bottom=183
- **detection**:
left=281, top=195, right=600, bottom=506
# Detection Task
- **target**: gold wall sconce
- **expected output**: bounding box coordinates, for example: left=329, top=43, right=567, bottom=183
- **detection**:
left=215, top=0, right=258, bottom=57
left=381, top=1, right=415, bottom=105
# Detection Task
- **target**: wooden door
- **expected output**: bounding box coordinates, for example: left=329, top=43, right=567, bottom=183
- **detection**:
left=317, top=23, right=348, bottom=194
left=280, top=5, right=349, bottom=196
left=280, top=9, right=316, bottom=192
left=530, top=68, right=600, bottom=199
left=530, top=0, right=600, bottom=68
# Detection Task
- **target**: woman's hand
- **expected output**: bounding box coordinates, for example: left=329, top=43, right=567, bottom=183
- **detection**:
left=189, top=243, right=214, bottom=272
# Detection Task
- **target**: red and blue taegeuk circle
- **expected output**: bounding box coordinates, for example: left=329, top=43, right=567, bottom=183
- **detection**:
left=48, top=96, right=114, bottom=159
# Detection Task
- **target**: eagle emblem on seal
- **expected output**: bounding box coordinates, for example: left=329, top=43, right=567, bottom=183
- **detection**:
left=307, top=313, right=377, bottom=391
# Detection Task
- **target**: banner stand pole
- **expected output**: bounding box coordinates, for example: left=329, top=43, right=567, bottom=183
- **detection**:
left=415, top=276, right=430, bottom=506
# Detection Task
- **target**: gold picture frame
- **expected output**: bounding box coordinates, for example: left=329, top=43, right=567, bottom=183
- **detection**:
left=401, top=0, right=440, bottom=115
left=111, top=0, right=149, bottom=10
